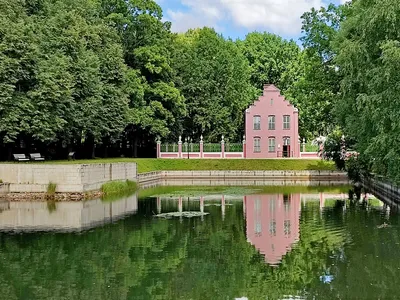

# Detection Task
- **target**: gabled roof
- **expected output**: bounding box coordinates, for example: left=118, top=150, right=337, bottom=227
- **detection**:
left=246, top=83, right=298, bottom=112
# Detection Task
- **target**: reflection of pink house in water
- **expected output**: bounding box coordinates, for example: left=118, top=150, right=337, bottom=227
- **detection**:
left=245, top=194, right=301, bottom=265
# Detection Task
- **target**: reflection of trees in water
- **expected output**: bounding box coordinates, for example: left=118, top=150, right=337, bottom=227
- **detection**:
left=0, top=198, right=381, bottom=300
left=307, top=205, right=400, bottom=299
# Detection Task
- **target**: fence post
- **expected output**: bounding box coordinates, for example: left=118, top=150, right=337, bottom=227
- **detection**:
left=178, top=136, right=182, bottom=158
left=243, top=135, right=246, bottom=159
left=156, top=138, right=161, bottom=158
left=200, top=135, right=204, bottom=158
left=221, top=135, right=225, bottom=159
left=302, top=138, right=306, bottom=153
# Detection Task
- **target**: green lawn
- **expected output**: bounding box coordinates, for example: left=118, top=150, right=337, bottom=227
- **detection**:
left=34, top=158, right=336, bottom=173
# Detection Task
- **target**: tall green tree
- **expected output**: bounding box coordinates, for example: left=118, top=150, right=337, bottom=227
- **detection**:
left=285, top=4, right=347, bottom=139
left=0, top=0, right=37, bottom=145
left=100, top=0, right=186, bottom=151
left=0, top=0, right=129, bottom=158
left=172, top=28, right=256, bottom=142
left=239, top=32, right=301, bottom=93
left=334, top=0, right=400, bottom=182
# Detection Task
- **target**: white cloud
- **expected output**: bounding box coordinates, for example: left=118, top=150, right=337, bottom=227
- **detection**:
left=165, top=0, right=326, bottom=36
left=167, top=9, right=221, bottom=33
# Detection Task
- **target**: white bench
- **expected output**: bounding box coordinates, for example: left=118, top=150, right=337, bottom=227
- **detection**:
left=29, top=153, right=45, bottom=161
left=13, top=154, right=30, bottom=162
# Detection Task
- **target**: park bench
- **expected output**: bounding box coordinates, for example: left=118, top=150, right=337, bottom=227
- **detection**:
left=29, top=153, right=45, bottom=161
left=13, top=154, right=30, bottom=162
left=68, top=151, right=75, bottom=160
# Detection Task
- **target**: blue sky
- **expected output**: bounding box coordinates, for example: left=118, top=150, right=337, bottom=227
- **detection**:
left=157, top=0, right=348, bottom=42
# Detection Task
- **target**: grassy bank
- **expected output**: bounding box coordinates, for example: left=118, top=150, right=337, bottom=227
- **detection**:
left=101, top=180, right=137, bottom=196
left=40, top=158, right=336, bottom=173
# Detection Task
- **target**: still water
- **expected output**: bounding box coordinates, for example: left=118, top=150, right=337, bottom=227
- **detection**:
left=0, top=183, right=398, bottom=300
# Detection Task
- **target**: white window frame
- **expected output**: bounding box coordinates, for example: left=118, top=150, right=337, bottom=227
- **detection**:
left=268, top=115, right=275, bottom=130
left=253, top=115, right=261, bottom=130
left=254, top=137, right=261, bottom=153
left=283, top=115, right=290, bottom=130
left=283, top=137, right=291, bottom=146
left=268, top=137, right=276, bottom=152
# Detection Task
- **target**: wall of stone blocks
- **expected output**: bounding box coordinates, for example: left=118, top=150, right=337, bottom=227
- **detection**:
left=0, top=163, right=137, bottom=193
left=159, top=170, right=348, bottom=179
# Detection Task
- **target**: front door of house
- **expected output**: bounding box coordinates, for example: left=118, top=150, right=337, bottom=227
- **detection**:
left=283, top=145, right=291, bottom=157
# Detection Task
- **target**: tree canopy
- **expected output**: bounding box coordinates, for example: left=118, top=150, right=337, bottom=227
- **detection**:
left=1, top=0, right=399, bottom=182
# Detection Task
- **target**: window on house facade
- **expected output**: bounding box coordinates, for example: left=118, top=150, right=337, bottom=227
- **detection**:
left=253, top=115, right=261, bottom=130
left=268, top=137, right=276, bottom=152
left=283, top=115, right=290, bottom=130
left=268, top=115, right=275, bottom=130
left=283, top=137, right=291, bottom=146
left=254, top=137, right=261, bottom=153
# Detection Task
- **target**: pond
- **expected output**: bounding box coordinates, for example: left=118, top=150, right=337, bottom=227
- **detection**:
left=0, top=181, right=399, bottom=299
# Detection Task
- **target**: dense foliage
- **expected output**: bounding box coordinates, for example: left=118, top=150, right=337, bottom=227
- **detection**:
left=1, top=0, right=399, bottom=182
left=0, top=0, right=331, bottom=160
left=334, top=0, right=400, bottom=182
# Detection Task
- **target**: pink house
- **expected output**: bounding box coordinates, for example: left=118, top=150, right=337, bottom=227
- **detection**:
left=245, top=84, right=300, bottom=158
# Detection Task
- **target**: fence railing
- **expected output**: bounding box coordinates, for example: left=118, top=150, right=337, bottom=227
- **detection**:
left=160, top=143, right=179, bottom=153
left=203, top=143, right=221, bottom=152
left=225, top=143, right=243, bottom=152
left=277, top=151, right=294, bottom=158
left=183, top=143, right=200, bottom=153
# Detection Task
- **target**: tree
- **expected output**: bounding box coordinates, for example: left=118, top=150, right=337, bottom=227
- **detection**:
left=239, top=32, right=302, bottom=93
left=0, top=0, right=130, bottom=158
left=285, top=4, right=348, bottom=139
left=172, top=28, right=256, bottom=142
left=334, top=0, right=400, bottom=182
left=0, top=0, right=37, bottom=146
left=100, top=0, right=186, bottom=155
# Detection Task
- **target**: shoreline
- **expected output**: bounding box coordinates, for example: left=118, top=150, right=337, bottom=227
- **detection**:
left=1, top=170, right=348, bottom=202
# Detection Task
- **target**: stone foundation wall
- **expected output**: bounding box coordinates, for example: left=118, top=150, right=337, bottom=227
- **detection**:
left=159, top=170, right=347, bottom=179
left=0, top=163, right=137, bottom=193
left=137, top=170, right=348, bottom=185
left=0, top=183, right=10, bottom=194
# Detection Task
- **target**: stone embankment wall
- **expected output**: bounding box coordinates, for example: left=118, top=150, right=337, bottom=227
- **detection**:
left=363, top=175, right=400, bottom=206
left=0, top=183, right=10, bottom=194
left=0, top=163, right=137, bottom=193
left=138, top=170, right=348, bottom=184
